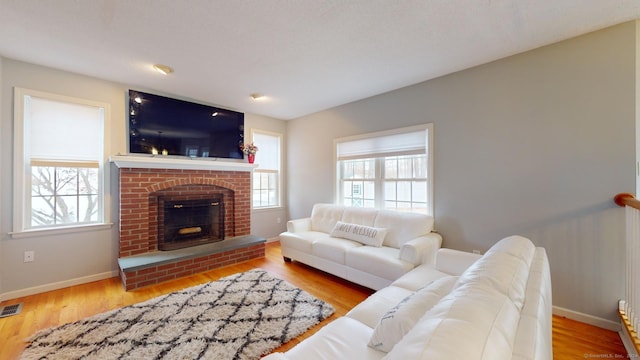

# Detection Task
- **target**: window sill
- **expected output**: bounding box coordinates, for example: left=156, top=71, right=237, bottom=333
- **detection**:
left=9, top=223, right=114, bottom=239
left=252, top=206, right=285, bottom=212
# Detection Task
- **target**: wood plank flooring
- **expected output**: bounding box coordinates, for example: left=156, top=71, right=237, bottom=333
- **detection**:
left=0, top=241, right=628, bottom=359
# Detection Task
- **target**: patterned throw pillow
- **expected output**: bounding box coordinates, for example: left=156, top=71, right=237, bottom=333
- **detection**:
left=330, top=221, right=388, bottom=247
left=368, top=276, right=458, bottom=352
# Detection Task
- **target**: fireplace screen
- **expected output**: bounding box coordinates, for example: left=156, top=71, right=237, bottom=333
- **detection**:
left=158, top=197, right=224, bottom=251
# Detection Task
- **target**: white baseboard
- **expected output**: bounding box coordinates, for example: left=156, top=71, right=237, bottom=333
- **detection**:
left=0, top=270, right=120, bottom=302
left=553, top=305, right=621, bottom=331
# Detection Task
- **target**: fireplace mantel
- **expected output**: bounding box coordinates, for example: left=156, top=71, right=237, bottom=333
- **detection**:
left=109, top=155, right=257, bottom=172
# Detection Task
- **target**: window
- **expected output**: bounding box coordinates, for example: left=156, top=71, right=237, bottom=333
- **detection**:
left=335, top=124, right=433, bottom=215
left=251, top=130, right=282, bottom=209
left=13, top=88, right=110, bottom=232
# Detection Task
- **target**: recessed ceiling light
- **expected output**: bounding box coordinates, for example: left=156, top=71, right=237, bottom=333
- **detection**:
left=153, top=64, right=174, bottom=75
left=250, top=93, right=265, bottom=100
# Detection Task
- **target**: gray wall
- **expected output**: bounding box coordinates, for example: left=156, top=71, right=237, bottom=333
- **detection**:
left=287, top=22, right=637, bottom=324
left=0, top=59, right=287, bottom=299
left=1, top=20, right=636, bottom=327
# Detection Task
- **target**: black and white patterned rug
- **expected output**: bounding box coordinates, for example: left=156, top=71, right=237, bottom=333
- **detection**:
left=21, top=269, right=334, bottom=360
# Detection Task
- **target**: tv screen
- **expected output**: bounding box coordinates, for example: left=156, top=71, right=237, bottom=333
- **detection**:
left=128, top=90, right=244, bottom=159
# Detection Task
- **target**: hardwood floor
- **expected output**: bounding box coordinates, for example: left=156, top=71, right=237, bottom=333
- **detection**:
left=0, top=241, right=628, bottom=359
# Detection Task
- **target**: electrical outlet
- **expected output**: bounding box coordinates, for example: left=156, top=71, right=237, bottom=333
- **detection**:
left=24, top=250, right=35, bottom=263
left=276, top=217, right=281, bottom=224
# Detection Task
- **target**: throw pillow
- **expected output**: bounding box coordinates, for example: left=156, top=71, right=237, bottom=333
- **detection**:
left=330, top=221, right=387, bottom=247
left=368, top=276, right=458, bottom=352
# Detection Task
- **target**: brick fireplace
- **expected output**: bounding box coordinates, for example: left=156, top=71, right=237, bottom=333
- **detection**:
left=111, top=156, right=265, bottom=290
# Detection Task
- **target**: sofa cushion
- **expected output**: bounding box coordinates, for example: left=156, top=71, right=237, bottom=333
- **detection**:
left=330, top=221, right=387, bottom=247
left=342, top=207, right=378, bottom=226
left=346, top=286, right=413, bottom=328
left=368, top=276, right=458, bottom=352
left=310, top=203, right=345, bottom=233
left=282, top=317, right=385, bottom=360
left=279, top=231, right=329, bottom=253
left=346, top=246, right=414, bottom=280
left=391, top=264, right=452, bottom=292
left=374, top=210, right=434, bottom=248
left=312, top=237, right=362, bottom=264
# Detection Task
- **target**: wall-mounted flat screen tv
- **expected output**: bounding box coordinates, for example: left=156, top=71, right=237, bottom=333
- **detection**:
left=128, top=90, right=244, bottom=159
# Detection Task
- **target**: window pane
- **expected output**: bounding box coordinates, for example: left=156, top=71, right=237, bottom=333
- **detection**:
left=57, top=168, right=78, bottom=195
left=78, top=194, right=99, bottom=222
left=56, top=194, right=77, bottom=224
left=363, top=181, right=375, bottom=199
left=29, top=165, right=99, bottom=228
left=412, top=181, right=427, bottom=203
left=397, top=181, right=411, bottom=201
left=343, top=162, right=354, bottom=179
left=32, top=167, right=54, bottom=196
left=385, top=158, right=397, bottom=179
left=413, top=156, right=427, bottom=178
left=384, top=181, right=396, bottom=200
left=78, top=168, right=99, bottom=195
left=31, top=196, right=54, bottom=227
left=253, top=170, right=278, bottom=208
left=398, top=157, right=413, bottom=178
left=343, top=181, right=353, bottom=197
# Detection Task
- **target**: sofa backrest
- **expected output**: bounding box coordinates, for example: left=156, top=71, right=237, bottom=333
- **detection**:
left=310, top=204, right=345, bottom=233
left=342, top=207, right=378, bottom=227
left=374, top=210, right=434, bottom=248
left=310, top=204, right=435, bottom=249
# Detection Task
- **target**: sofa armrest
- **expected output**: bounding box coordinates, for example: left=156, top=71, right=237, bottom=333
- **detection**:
left=399, top=232, right=443, bottom=266
left=286, top=217, right=311, bottom=233
left=434, top=248, right=482, bottom=275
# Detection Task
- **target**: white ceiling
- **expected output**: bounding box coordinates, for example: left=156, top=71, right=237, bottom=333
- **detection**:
left=1, top=1, right=639, bottom=120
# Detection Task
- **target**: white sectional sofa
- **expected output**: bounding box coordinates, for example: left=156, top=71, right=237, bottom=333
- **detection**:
left=279, top=204, right=443, bottom=290
left=265, top=235, right=552, bottom=360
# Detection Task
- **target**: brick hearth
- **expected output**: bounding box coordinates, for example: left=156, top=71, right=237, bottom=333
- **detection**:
left=112, top=157, right=264, bottom=290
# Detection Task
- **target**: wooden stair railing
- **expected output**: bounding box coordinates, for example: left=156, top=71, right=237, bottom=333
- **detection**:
left=615, top=192, right=640, bottom=355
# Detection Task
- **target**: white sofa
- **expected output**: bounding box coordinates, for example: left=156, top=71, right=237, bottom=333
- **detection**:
left=265, top=235, right=552, bottom=360
left=279, top=204, right=443, bottom=290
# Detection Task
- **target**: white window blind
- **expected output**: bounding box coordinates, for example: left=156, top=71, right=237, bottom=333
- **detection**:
left=336, top=129, right=427, bottom=160
left=28, top=96, right=103, bottom=162
left=253, top=131, right=280, bottom=170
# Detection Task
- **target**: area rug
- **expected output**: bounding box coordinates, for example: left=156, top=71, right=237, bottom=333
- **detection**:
left=21, top=269, right=334, bottom=360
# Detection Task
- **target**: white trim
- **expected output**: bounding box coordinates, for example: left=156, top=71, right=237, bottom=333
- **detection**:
left=109, top=155, right=257, bottom=172
left=0, top=270, right=119, bottom=302
left=250, top=129, right=283, bottom=209
left=553, top=305, right=621, bottom=331
left=9, top=223, right=113, bottom=239
left=333, top=124, right=434, bottom=216
left=13, top=87, right=113, bottom=232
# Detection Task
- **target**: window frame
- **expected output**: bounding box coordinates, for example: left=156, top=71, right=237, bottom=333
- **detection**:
left=250, top=129, right=282, bottom=210
left=334, top=124, right=434, bottom=215
left=12, top=87, right=111, bottom=236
